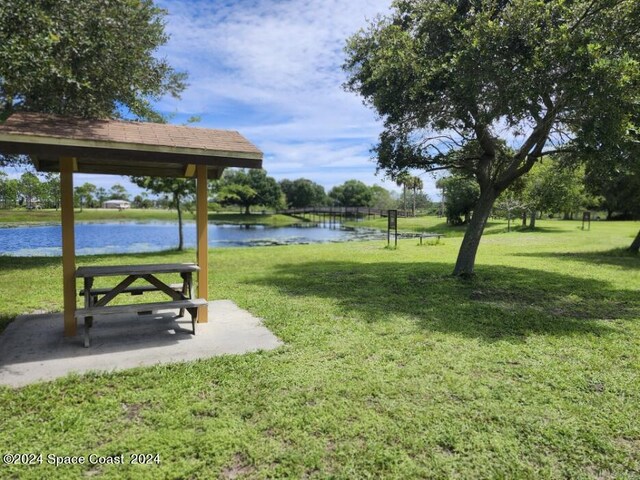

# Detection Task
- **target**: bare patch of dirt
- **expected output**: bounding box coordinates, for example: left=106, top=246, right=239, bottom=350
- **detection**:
left=220, top=453, right=255, bottom=480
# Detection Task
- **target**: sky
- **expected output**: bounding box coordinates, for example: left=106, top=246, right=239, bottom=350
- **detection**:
left=7, top=0, right=441, bottom=199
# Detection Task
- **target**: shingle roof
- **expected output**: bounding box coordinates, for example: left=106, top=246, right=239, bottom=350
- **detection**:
left=0, top=112, right=263, bottom=178
left=0, top=112, right=262, bottom=154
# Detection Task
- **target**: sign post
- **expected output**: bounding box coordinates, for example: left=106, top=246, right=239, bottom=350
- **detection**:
left=388, top=209, right=398, bottom=247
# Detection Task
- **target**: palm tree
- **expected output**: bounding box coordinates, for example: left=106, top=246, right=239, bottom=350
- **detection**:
left=408, top=176, right=423, bottom=216
left=395, top=171, right=411, bottom=215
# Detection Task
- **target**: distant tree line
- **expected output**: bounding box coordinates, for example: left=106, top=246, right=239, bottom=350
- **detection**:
left=4, top=162, right=637, bottom=225
left=0, top=172, right=170, bottom=211
left=437, top=156, right=639, bottom=229
left=278, top=177, right=431, bottom=213
left=208, top=170, right=433, bottom=215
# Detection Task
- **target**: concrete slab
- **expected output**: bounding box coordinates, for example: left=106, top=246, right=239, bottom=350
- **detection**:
left=0, top=300, right=283, bottom=388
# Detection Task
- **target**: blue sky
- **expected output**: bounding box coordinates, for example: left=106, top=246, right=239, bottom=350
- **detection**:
left=9, top=0, right=441, bottom=199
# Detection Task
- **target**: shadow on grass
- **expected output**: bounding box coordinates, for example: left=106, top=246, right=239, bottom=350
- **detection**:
left=513, top=248, right=640, bottom=271
left=250, top=261, right=638, bottom=342
left=509, top=226, right=570, bottom=234
left=0, top=255, right=62, bottom=270
left=403, top=221, right=569, bottom=238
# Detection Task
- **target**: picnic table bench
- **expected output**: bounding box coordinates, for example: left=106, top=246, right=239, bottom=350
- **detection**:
left=75, top=263, right=207, bottom=347
left=395, top=232, right=444, bottom=245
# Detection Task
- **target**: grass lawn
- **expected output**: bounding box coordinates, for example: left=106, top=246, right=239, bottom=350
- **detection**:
left=207, top=212, right=306, bottom=226
left=347, top=213, right=565, bottom=237
left=0, top=219, right=639, bottom=478
left=0, top=208, right=300, bottom=227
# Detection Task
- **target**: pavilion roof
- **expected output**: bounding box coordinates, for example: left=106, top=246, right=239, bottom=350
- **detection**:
left=0, top=112, right=262, bottom=178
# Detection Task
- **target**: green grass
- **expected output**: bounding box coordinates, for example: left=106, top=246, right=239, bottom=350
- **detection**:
left=348, top=214, right=572, bottom=237
left=0, top=208, right=189, bottom=225
left=0, top=208, right=300, bottom=226
left=0, top=219, right=639, bottom=478
left=207, top=212, right=307, bottom=226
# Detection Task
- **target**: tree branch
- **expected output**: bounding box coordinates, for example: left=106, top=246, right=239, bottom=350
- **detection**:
left=570, top=0, right=627, bottom=33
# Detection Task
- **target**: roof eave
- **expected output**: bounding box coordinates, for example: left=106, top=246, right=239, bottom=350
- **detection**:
left=0, top=132, right=263, bottom=162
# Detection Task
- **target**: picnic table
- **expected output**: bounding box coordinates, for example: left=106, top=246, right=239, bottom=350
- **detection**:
left=75, top=263, right=207, bottom=347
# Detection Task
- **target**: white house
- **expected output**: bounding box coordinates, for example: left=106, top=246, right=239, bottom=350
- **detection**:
left=102, top=199, right=130, bottom=210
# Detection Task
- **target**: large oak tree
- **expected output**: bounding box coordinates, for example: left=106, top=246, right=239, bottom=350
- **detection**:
left=0, top=0, right=186, bottom=125
left=344, top=0, right=640, bottom=276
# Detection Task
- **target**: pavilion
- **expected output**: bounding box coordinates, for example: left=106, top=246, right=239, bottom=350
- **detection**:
left=0, top=112, right=263, bottom=338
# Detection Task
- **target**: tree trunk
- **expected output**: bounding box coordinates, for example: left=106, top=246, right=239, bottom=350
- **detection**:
left=521, top=211, right=527, bottom=227
left=629, top=230, right=640, bottom=254
left=412, top=189, right=416, bottom=216
left=244, top=205, right=250, bottom=215
left=403, top=185, right=407, bottom=215
left=176, top=193, right=183, bottom=251
left=453, top=190, right=496, bottom=277
left=529, top=210, right=536, bottom=229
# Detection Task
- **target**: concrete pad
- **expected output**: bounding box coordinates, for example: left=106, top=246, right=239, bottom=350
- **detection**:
left=0, top=300, right=283, bottom=388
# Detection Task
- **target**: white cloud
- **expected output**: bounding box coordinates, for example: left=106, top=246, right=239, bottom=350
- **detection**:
left=153, top=0, right=392, bottom=192
left=10, top=1, right=445, bottom=201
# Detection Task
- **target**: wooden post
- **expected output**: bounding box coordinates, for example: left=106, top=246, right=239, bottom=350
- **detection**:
left=196, top=165, right=209, bottom=322
left=60, top=157, right=76, bottom=336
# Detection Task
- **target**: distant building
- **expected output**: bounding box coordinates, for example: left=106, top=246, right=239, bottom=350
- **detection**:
left=102, top=200, right=130, bottom=210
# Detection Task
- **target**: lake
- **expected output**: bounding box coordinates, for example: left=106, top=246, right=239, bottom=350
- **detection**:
left=0, top=221, right=384, bottom=256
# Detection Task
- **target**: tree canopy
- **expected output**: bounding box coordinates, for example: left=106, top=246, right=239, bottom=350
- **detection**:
left=131, top=177, right=195, bottom=250
left=586, top=160, right=640, bottom=220
left=74, top=182, right=97, bottom=211
left=581, top=130, right=640, bottom=251
left=215, top=169, right=282, bottom=214
left=437, top=175, right=480, bottom=225
left=108, top=183, right=130, bottom=201
left=0, top=0, right=186, bottom=123
left=370, top=185, right=397, bottom=211
left=279, top=178, right=327, bottom=208
left=344, top=0, right=640, bottom=275
left=328, top=180, right=373, bottom=207
left=523, top=160, right=588, bottom=225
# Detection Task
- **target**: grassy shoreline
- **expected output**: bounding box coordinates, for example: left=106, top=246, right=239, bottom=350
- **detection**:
left=0, top=219, right=639, bottom=478
left=0, top=208, right=303, bottom=227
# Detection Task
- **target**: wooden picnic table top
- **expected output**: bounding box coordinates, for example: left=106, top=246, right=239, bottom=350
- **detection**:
left=396, top=232, right=444, bottom=237
left=75, top=263, right=200, bottom=278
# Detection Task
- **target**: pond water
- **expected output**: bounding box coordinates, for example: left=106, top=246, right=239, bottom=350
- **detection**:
left=0, top=221, right=384, bottom=256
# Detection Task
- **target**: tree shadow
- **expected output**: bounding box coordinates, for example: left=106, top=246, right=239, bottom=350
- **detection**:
left=0, top=255, right=62, bottom=271
left=249, top=261, right=638, bottom=342
left=510, top=226, right=570, bottom=234
left=513, top=249, right=640, bottom=271
left=411, top=221, right=568, bottom=237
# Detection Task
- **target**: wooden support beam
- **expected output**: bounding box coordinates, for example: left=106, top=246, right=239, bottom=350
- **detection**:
left=184, top=164, right=196, bottom=177
left=196, top=164, right=209, bottom=322
left=60, top=157, right=76, bottom=336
